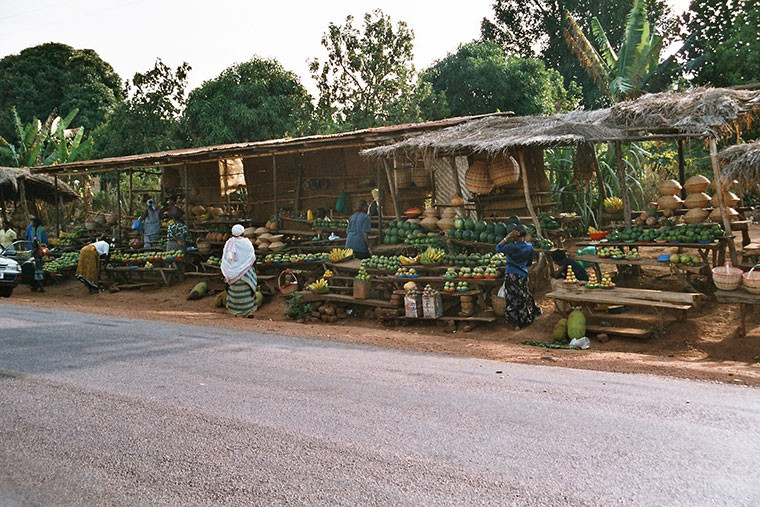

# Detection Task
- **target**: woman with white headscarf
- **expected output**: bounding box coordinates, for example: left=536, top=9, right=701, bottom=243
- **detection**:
left=221, top=224, right=258, bottom=317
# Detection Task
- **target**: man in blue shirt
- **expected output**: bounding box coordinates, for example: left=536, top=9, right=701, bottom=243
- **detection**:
left=345, top=200, right=372, bottom=259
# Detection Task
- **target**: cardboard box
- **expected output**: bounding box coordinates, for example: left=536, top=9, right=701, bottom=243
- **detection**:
left=422, top=293, right=442, bottom=319
left=404, top=294, right=422, bottom=318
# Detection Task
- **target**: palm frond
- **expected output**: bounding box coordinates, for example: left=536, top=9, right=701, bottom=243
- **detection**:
left=590, top=17, right=617, bottom=68
left=619, top=0, right=650, bottom=81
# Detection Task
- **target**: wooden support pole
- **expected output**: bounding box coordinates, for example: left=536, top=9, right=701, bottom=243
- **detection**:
left=272, top=155, right=279, bottom=232
left=382, top=159, right=401, bottom=220
left=709, top=138, right=738, bottom=266
left=54, top=175, right=60, bottom=237
left=0, top=183, right=6, bottom=224
left=183, top=163, right=190, bottom=226
left=677, top=140, right=686, bottom=200
left=614, top=141, right=632, bottom=231
left=376, top=163, right=384, bottom=244
left=449, top=157, right=465, bottom=218
left=128, top=168, right=133, bottom=217
left=294, top=155, right=303, bottom=211
left=517, top=151, right=543, bottom=237
left=592, top=145, right=606, bottom=227
left=17, top=177, right=30, bottom=225
left=115, top=170, right=121, bottom=241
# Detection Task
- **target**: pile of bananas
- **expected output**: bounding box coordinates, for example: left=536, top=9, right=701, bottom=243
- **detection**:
left=307, top=278, right=329, bottom=292
left=419, top=247, right=445, bottom=265
left=588, top=226, right=601, bottom=234
left=322, top=269, right=334, bottom=278
left=603, top=197, right=623, bottom=210
left=328, top=248, right=353, bottom=263
left=399, top=255, right=419, bottom=265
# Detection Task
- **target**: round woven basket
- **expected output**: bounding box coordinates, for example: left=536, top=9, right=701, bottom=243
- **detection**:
left=658, top=179, right=682, bottom=196
left=395, top=169, right=412, bottom=189
left=742, top=265, right=760, bottom=294
left=712, top=263, right=743, bottom=291
left=465, top=161, right=494, bottom=195
left=411, top=165, right=429, bottom=187
left=489, top=155, right=520, bottom=187
left=657, top=194, right=684, bottom=210
left=491, top=287, right=505, bottom=315
left=684, top=192, right=710, bottom=209
left=683, top=208, right=708, bottom=224
left=711, top=192, right=740, bottom=208
left=684, top=175, right=710, bottom=194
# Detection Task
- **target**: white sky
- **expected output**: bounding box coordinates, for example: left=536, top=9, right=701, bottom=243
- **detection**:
left=0, top=0, right=691, bottom=98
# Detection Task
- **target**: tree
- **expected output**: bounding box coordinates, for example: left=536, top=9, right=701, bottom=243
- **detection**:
left=0, top=43, right=122, bottom=142
left=682, top=0, right=760, bottom=87
left=481, top=0, right=672, bottom=107
left=0, top=107, right=93, bottom=167
left=181, top=58, right=313, bottom=146
left=310, top=9, right=446, bottom=131
left=562, top=0, right=682, bottom=101
left=422, top=41, right=580, bottom=117
left=92, top=59, right=190, bottom=157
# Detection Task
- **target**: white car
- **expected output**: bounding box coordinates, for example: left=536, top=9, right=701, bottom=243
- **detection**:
left=0, top=242, right=25, bottom=297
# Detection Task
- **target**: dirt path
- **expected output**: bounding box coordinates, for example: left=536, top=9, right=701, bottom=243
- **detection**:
left=4, top=277, right=759, bottom=387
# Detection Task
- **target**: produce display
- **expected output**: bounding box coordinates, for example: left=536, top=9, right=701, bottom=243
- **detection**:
left=307, top=278, right=329, bottom=293
left=361, top=255, right=401, bottom=271
left=605, top=224, right=722, bottom=243
left=399, top=255, right=419, bottom=265
left=597, top=247, right=624, bottom=259
left=419, top=247, right=445, bottom=265
left=395, top=267, right=419, bottom=278
left=355, top=266, right=370, bottom=281
left=604, top=196, right=623, bottom=210
left=207, top=255, right=221, bottom=266
left=443, top=268, right=458, bottom=279
left=384, top=220, right=443, bottom=246
left=667, top=253, right=702, bottom=265
left=456, top=281, right=470, bottom=292
left=110, top=250, right=185, bottom=264
left=567, top=309, right=586, bottom=338
left=539, top=214, right=559, bottom=230
left=443, top=281, right=456, bottom=292
left=564, top=268, right=578, bottom=284
left=323, top=269, right=334, bottom=278
left=626, top=248, right=640, bottom=260
left=442, top=251, right=506, bottom=268
left=600, top=273, right=615, bottom=289
left=313, top=218, right=348, bottom=229
left=586, top=272, right=599, bottom=289
left=43, top=252, right=79, bottom=273
left=263, top=252, right=328, bottom=263
left=446, top=217, right=511, bottom=243
left=328, top=248, right=353, bottom=263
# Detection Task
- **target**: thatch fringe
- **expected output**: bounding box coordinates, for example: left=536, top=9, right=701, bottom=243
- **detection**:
left=719, top=140, right=760, bottom=186
left=0, top=167, right=78, bottom=203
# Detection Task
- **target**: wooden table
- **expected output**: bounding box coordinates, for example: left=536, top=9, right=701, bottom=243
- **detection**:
left=106, top=265, right=181, bottom=286
left=714, top=289, right=760, bottom=337
left=576, top=239, right=727, bottom=267
left=574, top=254, right=709, bottom=291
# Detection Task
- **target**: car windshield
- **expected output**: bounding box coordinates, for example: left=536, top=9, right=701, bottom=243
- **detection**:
left=2, top=240, right=33, bottom=258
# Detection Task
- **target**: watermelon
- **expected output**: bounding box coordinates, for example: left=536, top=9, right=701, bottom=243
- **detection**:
left=454, top=230, right=463, bottom=240
left=475, top=221, right=487, bottom=233
left=487, top=233, right=496, bottom=243
left=447, top=228, right=456, bottom=237
left=464, top=218, right=476, bottom=230
left=479, top=231, right=489, bottom=242
left=508, top=215, right=521, bottom=225
left=486, top=222, right=495, bottom=234
left=567, top=310, right=586, bottom=339
left=389, top=220, right=397, bottom=229
left=494, top=223, right=507, bottom=237
left=454, top=218, right=464, bottom=230
left=462, top=230, right=473, bottom=241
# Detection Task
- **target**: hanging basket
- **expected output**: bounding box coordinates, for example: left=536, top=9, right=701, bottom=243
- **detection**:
left=395, top=168, right=412, bottom=189
left=278, top=269, right=299, bottom=296
left=571, top=143, right=598, bottom=183
left=411, top=164, right=429, bottom=187
left=464, top=160, right=494, bottom=195
left=489, top=155, right=520, bottom=187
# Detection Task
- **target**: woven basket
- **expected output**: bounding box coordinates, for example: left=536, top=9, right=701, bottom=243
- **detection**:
left=742, top=265, right=760, bottom=294
left=684, top=192, right=710, bottom=209
left=657, top=194, right=684, bottom=210
left=411, top=164, right=429, bottom=187
left=709, top=207, right=739, bottom=222
left=712, top=262, right=743, bottom=291
left=489, top=155, right=520, bottom=187
left=684, top=175, right=710, bottom=194
left=571, top=143, right=598, bottom=183
left=658, top=179, right=682, bottom=196
left=395, top=169, right=412, bottom=189
left=491, top=287, right=505, bottom=315
left=683, top=208, right=708, bottom=224
left=711, top=192, right=740, bottom=208
left=465, top=161, right=494, bottom=195
left=278, top=269, right=299, bottom=296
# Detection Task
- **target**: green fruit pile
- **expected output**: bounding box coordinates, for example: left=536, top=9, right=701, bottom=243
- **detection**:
left=446, top=217, right=516, bottom=243
left=313, top=218, right=348, bottom=229
left=43, top=252, right=79, bottom=273
left=355, top=266, right=371, bottom=281
left=361, top=255, right=401, bottom=271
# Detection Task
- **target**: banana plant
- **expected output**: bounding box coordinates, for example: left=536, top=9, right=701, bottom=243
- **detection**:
left=562, top=0, right=683, bottom=102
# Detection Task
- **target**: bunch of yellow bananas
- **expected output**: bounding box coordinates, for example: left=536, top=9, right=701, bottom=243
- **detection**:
left=604, top=197, right=623, bottom=210
left=328, top=248, right=353, bottom=262
left=399, top=255, right=419, bottom=265
left=308, top=278, right=329, bottom=291
left=588, top=226, right=600, bottom=234
left=419, top=247, right=445, bottom=265
left=322, top=269, right=334, bottom=278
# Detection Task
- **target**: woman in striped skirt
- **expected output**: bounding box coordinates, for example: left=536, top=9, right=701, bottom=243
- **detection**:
left=221, top=224, right=258, bottom=318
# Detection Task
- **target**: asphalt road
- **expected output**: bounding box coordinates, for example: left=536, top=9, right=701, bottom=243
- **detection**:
left=0, top=303, right=758, bottom=506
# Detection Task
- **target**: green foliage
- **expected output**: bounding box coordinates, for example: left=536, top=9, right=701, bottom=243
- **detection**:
left=422, top=41, right=580, bottom=116
left=562, top=0, right=682, bottom=102
left=285, top=295, right=313, bottom=320
left=310, top=9, right=445, bottom=131
left=0, top=43, right=122, bottom=143
left=682, top=0, right=760, bottom=87
left=92, top=59, right=190, bottom=157
left=0, top=107, right=93, bottom=167
left=481, top=0, right=671, bottom=107
left=182, top=57, right=314, bottom=146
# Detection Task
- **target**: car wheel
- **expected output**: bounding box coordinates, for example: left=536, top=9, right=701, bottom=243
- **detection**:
left=0, top=287, right=12, bottom=298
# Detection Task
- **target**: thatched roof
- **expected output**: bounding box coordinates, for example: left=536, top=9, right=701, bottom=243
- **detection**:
left=719, top=140, right=760, bottom=185
left=362, top=87, right=760, bottom=160
left=0, top=167, right=78, bottom=203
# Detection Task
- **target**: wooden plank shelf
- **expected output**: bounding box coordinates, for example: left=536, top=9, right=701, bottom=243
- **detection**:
left=585, top=324, right=651, bottom=339
left=293, top=291, right=396, bottom=308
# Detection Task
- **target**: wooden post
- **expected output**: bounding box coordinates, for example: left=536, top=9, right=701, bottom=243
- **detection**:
left=709, top=137, right=738, bottom=266
left=614, top=141, right=632, bottom=231
left=592, top=145, right=606, bottom=226
left=382, top=158, right=401, bottom=220
left=128, top=168, right=134, bottom=217
left=17, top=176, right=30, bottom=225
left=222, top=158, right=231, bottom=213
left=115, top=170, right=121, bottom=241
left=376, top=163, right=384, bottom=243
left=272, top=155, right=279, bottom=232
left=183, top=163, right=190, bottom=226
left=449, top=157, right=465, bottom=218
left=677, top=140, right=686, bottom=200
left=0, top=183, right=6, bottom=224
left=517, top=150, right=543, bottom=237
left=294, top=155, right=303, bottom=211
left=54, top=175, right=60, bottom=237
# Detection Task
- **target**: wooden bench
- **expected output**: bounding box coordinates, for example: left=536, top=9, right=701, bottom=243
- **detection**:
left=714, top=290, right=760, bottom=337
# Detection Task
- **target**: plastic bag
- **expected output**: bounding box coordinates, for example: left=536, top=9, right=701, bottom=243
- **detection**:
left=131, top=218, right=144, bottom=235
left=497, top=283, right=506, bottom=298
left=569, top=337, right=590, bottom=349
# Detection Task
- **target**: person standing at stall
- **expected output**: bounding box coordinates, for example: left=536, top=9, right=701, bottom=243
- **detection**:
left=0, top=220, right=16, bottom=249
left=495, top=225, right=542, bottom=330
left=29, top=233, right=46, bottom=292
left=345, top=199, right=372, bottom=260
left=166, top=215, right=190, bottom=253
left=141, top=199, right=161, bottom=247
left=221, top=224, right=258, bottom=318
left=25, top=217, right=47, bottom=245
left=75, top=239, right=110, bottom=293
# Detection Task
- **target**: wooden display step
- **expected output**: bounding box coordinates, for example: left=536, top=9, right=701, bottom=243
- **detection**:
left=293, top=291, right=395, bottom=308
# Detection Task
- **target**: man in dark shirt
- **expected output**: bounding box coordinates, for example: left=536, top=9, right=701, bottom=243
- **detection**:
left=550, top=249, right=589, bottom=281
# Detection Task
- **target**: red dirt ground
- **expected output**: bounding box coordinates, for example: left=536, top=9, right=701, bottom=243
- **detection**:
left=4, top=271, right=759, bottom=387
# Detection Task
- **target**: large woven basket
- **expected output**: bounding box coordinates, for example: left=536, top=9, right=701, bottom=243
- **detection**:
left=712, top=262, right=743, bottom=291
left=742, top=265, right=760, bottom=294
left=489, top=155, right=520, bottom=187
left=491, top=287, right=505, bottom=315
left=395, top=168, right=412, bottom=189
left=571, top=143, right=598, bottom=183
left=465, top=160, right=494, bottom=195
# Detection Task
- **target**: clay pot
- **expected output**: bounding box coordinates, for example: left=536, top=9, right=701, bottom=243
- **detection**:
left=683, top=192, right=710, bottom=209
left=451, top=195, right=465, bottom=207
left=420, top=216, right=439, bottom=231
left=683, top=208, right=709, bottom=224
left=657, top=179, right=682, bottom=196
left=684, top=175, right=710, bottom=194
left=657, top=195, right=684, bottom=210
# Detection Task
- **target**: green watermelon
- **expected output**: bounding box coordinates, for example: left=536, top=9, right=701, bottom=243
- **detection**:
left=486, top=222, right=495, bottom=234
left=454, top=218, right=464, bottom=229
left=462, top=230, right=473, bottom=241
left=494, top=223, right=507, bottom=237
left=487, top=233, right=496, bottom=243
left=479, top=231, right=489, bottom=242
left=475, top=221, right=487, bottom=233
left=389, top=220, right=397, bottom=229
left=508, top=216, right=521, bottom=225
left=454, top=230, right=463, bottom=240
left=447, top=228, right=456, bottom=237
left=464, top=218, right=476, bottom=230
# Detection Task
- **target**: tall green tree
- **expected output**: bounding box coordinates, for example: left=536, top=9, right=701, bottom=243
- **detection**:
left=0, top=43, right=122, bottom=143
left=181, top=57, right=313, bottom=146
left=422, top=41, right=580, bottom=116
left=562, top=0, right=681, bottom=101
left=310, top=9, right=447, bottom=131
left=682, top=0, right=760, bottom=87
left=481, top=0, right=672, bottom=107
left=92, top=59, right=190, bottom=157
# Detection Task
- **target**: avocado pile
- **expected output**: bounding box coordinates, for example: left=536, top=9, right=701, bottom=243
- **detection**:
left=607, top=223, right=723, bottom=243
left=384, top=220, right=431, bottom=245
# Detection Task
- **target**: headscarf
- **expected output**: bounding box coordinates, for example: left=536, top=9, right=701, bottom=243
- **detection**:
left=221, top=224, right=255, bottom=284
